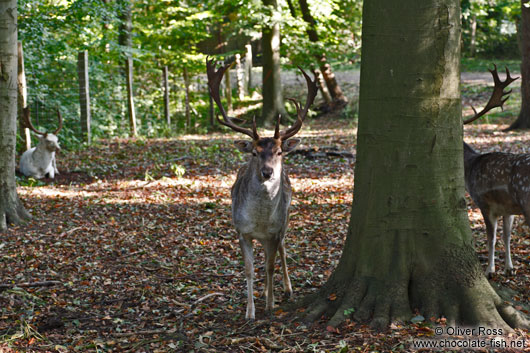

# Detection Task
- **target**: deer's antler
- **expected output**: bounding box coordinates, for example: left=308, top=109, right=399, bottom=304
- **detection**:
left=280, top=66, right=318, bottom=140
left=22, top=107, right=46, bottom=136
left=54, top=109, right=63, bottom=135
left=206, top=57, right=259, bottom=140
left=464, top=64, right=519, bottom=125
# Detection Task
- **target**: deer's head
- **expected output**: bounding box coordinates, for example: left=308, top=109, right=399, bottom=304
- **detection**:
left=23, top=107, right=62, bottom=152
left=207, top=58, right=317, bottom=182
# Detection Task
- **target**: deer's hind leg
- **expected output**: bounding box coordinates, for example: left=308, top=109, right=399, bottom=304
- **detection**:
left=502, top=215, right=514, bottom=275
left=278, top=240, right=292, bottom=298
left=263, top=239, right=280, bottom=312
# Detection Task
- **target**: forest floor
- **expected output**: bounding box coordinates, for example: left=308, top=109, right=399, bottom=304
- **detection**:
left=1, top=74, right=530, bottom=352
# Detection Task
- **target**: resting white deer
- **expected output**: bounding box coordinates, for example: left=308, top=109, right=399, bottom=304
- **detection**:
left=463, top=65, right=527, bottom=277
left=207, top=58, right=317, bottom=319
left=19, top=107, right=62, bottom=179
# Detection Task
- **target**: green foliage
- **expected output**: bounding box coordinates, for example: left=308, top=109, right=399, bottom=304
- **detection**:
left=461, top=0, right=520, bottom=58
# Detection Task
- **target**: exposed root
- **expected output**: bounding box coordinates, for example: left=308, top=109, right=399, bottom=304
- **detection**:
left=300, top=272, right=529, bottom=332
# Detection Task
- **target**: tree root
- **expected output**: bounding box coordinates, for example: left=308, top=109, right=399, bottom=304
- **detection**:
left=299, top=272, right=530, bottom=332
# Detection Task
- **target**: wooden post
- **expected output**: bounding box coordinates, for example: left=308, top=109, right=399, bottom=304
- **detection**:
left=235, top=53, right=245, bottom=100
left=244, top=44, right=253, bottom=94
left=163, top=65, right=170, bottom=126
left=126, top=56, right=137, bottom=136
left=17, top=42, right=31, bottom=151
left=77, top=50, right=91, bottom=143
left=183, top=66, right=191, bottom=130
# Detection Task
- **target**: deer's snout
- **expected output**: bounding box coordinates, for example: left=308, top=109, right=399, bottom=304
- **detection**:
left=261, top=167, right=273, bottom=180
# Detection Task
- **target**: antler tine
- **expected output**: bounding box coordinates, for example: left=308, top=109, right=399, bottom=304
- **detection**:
left=53, top=108, right=63, bottom=135
left=280, top=67, right=318, bottom=140
left=206, top=57, right=258, bottom=140
left=22, top=107, right=46, bottom=136
left=463, top=64, right=519, bottom=125
left=274, top=114, right=281, bottom=139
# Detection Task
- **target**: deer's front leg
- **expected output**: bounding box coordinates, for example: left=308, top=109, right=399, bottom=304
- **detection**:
left=483, top=213, right=498, bottom=278
left=239, top=234, right=255, bottom=320
left=263, top=240, right=279, bottom=312
left=52, top=156, right=59, bottom=175
left=278, top=240, right=292, bottom=298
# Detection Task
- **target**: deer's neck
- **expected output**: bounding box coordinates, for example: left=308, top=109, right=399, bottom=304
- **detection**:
left=32, top=143, right=54, bottom=165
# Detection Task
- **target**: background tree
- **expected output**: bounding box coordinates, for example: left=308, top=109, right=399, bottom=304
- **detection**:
left=261, top=0, right=287, bottom=126
left=297, top=0, right=347, bottom=107
left=300, top=0, right=528, bottom=330
left=0, top=0, right=31, bottom=230
left=507, top=0, right=530, bottom=130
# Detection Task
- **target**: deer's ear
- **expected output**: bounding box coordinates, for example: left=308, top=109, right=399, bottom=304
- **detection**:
left=234, top=140, right=254, bottom=153
left=282, top=138, right=301, bottom=153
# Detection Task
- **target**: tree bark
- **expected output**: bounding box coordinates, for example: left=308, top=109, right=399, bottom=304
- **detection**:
left=0, top=1, right=31, bottom=230
left=507, top=0, right=530, bottom=130
left=298, top=0, right=347, bottom=107
left=261, top=0, right=287, bottom=126
left=300, top=0, right=529, bottom=331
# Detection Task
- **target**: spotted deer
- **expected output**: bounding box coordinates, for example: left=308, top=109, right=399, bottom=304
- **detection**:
left=463, top=65, right=527, bottom=277
left=207, top=58, right=317, bottom=319
left=19, top=107, right=62, bottom=179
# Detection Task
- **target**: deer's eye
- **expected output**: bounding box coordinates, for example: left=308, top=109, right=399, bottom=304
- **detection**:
left=277, top=151, right=282, bottom=156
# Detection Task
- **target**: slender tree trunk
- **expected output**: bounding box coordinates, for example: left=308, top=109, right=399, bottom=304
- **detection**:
left=300, top=0, right=528, bottom=331
left=507, top=0, right=530, bottom=130
left=469, top=14, right=477, bottom=57
left=17, top=41, right=30, bottom=151
left=0, top=1, right=31, bottom=230
left=235, top=54, right=245, bottom=100
left=78, top=50, right=91, bottom=143
left=261, top=0, right=286, bottom=126
left=312, top=66, right=332, bottom=106
left=183, top=66, right=191, bottom=130
left=118, top=0, right=137, bottom=136
left=224, top=65, right=232, bottom=113
left=244, top=44, right=253, bottom=94
left=298, top=0, right=347, bottom=107
left=163, top=65, right=170, bottom=125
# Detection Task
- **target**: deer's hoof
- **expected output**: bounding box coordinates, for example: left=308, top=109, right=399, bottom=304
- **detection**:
left=504, top=268, right=514, bottom=276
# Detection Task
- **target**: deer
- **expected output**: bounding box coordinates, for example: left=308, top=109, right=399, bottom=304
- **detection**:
left=206, top=58, right=317, bottom=320
left=19, top=107, right=62, bottom=179
left=462, top=65, right=528, bottom=277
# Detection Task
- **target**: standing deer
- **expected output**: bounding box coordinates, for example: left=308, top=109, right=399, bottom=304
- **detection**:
left=463, top=65, right=527, bottom=277
left=19, top=107, right=62, bottom=179
left=207, top=58, right=317, bottom=319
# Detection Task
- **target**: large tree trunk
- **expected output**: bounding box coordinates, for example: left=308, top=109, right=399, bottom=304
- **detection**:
left=0, top=0, right=31, bottom=230
left=300, top=0, right=529, bottom=331
left=507, top=0, right=530, bottom=130
left=298, top=0, right=347, bottom=107
left=261, top=0, right=287, bottom=126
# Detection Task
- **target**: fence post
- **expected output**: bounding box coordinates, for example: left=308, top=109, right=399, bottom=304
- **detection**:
left=183, top=66, right=191, bottom=130
left=77, top=50, right=91, bottom=143
left=126, top=56, right=137, bottom=136
left=163, top=65, right=170, bottom=126
left=17, top=41, right=31, bottom=151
